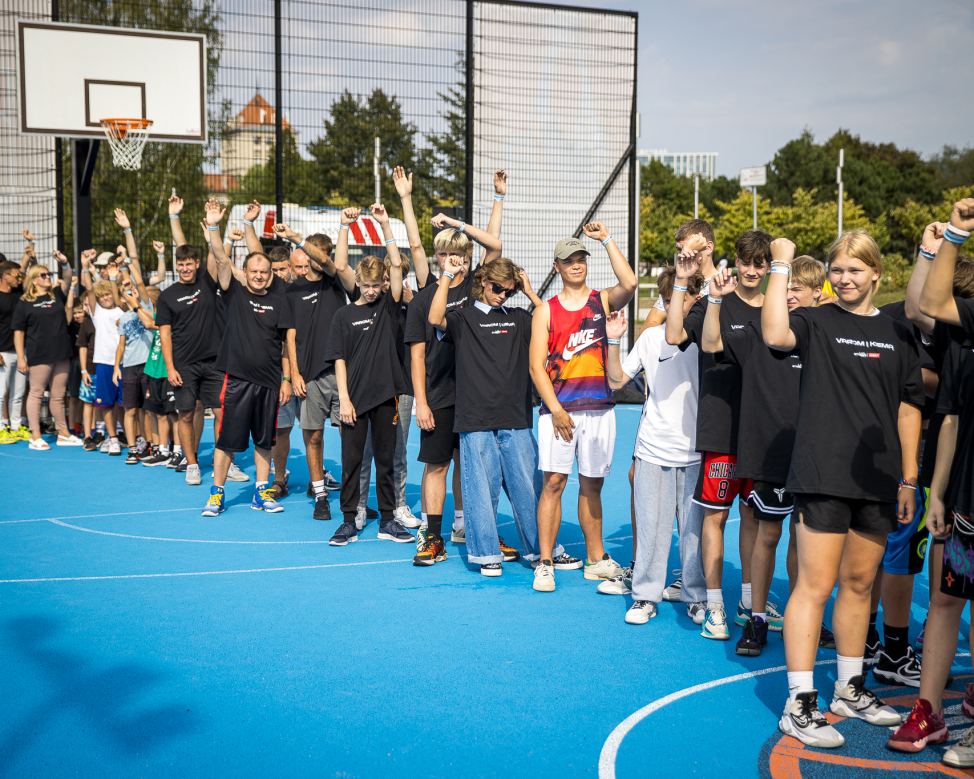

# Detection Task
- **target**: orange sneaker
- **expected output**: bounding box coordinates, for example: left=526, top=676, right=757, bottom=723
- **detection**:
left=413, top=535, right=447, bottom=567
left=498, top=536, right=521, bottom=563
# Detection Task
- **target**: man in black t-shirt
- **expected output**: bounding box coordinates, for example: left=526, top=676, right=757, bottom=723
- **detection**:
left=665, top=229, right=771, bottom=641
left=0, top=259, right=27, bottom=440
left=198, top=200, right=292, bottom=518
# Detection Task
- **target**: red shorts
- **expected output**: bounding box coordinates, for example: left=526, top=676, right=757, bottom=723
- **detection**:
left=692, top=452, right=753, bottom=510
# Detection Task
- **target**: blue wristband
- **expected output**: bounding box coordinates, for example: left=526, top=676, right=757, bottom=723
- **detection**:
left=339, top=225, right=350, bottom=230
left=601, top=235, right=613, bottom=246
left=123, top=228, right=132, bottom=234
left=458, top=222, right=466, bottom=233
left=945, top=224, right=971, bottom=244
left=385, top=238, right=396, bottom=245
left=673, top=284, right=688, bottom=292
left=918, top=247, right=936, bottom=260
left=243, top=220, right=254, bottom=226
left=769, top=266, right=790, bottom=275
left=207, top=225, right=219, bottom=231
left=297, top=241, right=305, bottom=249
left=169, top=215, right=179, bottom=219
left=493, top=195, right=504, bottom=202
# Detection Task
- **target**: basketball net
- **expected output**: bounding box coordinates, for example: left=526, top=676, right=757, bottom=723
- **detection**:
left=99, top=118, right=153, bottom=171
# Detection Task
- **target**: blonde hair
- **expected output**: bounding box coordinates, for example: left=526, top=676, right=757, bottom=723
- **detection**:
left=828, top=229, right=883, bottom=293
left=383, top=254, right=411, bottom=276
left=433, top=228, right=472, bottom=258
left=146, top=286, right=161, bottom=304
left=790, top=256, right=826, bottom=291
left=93, top=280, right=114, bottom=299
left=472, top=257, right=522, bottom=303
left=356, top=255, right=385, bottom=283
left=20, top=265, right=53, bottom=303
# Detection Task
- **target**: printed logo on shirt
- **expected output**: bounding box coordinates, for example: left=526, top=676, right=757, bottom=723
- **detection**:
left=248, top=299, right=274, bottom=314
left=562, top=329, right=601, bottom=360
left=32, top=299, right=55, bottom=309
left=708, top=461, right=737, bottom=480
left=835, top=337, right=894, bottom=351
left=593, top=313, right=603, bottom=321
left=731, top=324, right=745, bottom=330
left=352, top=317, right=375, bottom=327
left=301, top=291, right=319, bottom=302
left=446, top=296, right=468, bottom=309
left=658, top=355, right=675, bottom=362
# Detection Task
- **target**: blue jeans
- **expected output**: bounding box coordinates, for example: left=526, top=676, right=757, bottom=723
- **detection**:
left=459, top=428, right=563, bottom=565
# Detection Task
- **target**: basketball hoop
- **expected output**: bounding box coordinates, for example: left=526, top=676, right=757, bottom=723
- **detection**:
left=99, top=118, right=153, bottom=171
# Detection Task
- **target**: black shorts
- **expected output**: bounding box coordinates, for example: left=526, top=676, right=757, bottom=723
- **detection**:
left=217, top=375, right=279, bottom=453
left=174, top=359, right=223, bottom=412
left=941, top=511, right=974, bottom=600
left=143, top=375, right=176, bottom=416
left=794, top=493, right=898, bottom=536
left=121, top=363, right=146, bottom=409
left=418, top=406, right=459, bottom=464
left=747, top=480, right=794, bottom=521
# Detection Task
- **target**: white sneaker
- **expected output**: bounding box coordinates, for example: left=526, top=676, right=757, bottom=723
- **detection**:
left=687, top=602, right=707, bottom=625
left=829, top=674, right=902, bottom=726
left=450, top=524, right=465, bottom=544
left=56, top=434, right=84, bottom=446
left=185, top=464, right=202, bottom=485
left=583, top=554, right=622, bottom=581
left=780, top=692, right=845, bottom=748
left=394, top=506, right=422, bottom=528
left=662, top=570, right=683, bottom=601
left=625, top=601, right=657, bottom=624
left=701, top=603, right=730, bottom=640
left=597, top=563, right=632, bottom=595
left=226, top=462, right=250, bottom=482
left=99, top=437, right=111, bottom=453
left=944, top=725, right=974, bottom=768
left=108, top=438, right=121, bottom=456
left=533, top=561, right=555, bottom=592
left=354, top=507, right=367, bottom=531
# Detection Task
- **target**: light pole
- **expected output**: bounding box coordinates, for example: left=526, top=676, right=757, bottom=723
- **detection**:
left=694, top=174, right=699, bottom=219
left=836, top=148, right=844, bottom=237
left=374, top=136, right=381, bottom=204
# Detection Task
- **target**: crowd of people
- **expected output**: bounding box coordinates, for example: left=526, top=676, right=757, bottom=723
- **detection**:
left=6, top=168, right=974, bottom=767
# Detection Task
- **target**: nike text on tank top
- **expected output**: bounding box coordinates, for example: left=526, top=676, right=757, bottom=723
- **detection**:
left=540, top=290, right=615, bottom=415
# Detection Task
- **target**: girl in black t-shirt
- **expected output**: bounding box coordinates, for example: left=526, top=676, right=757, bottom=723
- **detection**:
left=763, top=233, right=922, bottom=748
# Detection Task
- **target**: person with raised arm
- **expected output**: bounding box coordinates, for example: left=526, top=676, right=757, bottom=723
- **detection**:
left=0, top=256, right=30, bottom=442
left=762, top=231, right=922, bottom=749
left=530, top=221, right=637, bottom=592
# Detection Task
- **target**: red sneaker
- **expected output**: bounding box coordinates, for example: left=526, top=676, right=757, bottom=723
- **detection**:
left=964, top=683, right=974, bottom=718
left=887, top=699, right=948, bottom=753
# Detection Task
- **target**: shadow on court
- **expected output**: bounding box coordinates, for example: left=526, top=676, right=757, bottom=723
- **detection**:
left=0, top=616, right=195, bottom=776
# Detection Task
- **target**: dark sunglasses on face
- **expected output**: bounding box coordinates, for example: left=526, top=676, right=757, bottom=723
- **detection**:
left=36, top=273, right=51, bottom=280
left=489, top=282, right=514, bottom=299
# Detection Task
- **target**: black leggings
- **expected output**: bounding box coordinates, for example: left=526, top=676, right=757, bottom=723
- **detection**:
left=340, top=397, right=398, bottom=523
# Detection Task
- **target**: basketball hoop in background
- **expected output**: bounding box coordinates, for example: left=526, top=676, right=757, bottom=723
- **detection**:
left=99, top=118, right=153, bottom=170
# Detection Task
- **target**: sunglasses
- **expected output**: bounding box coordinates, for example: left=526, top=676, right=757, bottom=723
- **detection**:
left=489, top=282, right=515, bottom=299
left=36, top=272, right=51, bottom=280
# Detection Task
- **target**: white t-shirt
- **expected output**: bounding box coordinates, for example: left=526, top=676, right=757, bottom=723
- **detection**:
left=621, top=324, right=700, bottom=467
left=91, top=303, right=122, bottom=365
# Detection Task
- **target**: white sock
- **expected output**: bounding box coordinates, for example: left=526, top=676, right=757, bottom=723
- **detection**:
left=741, top=583, right=752, bottom=610
left=787, top=671, right=816, bottom=702
left=160, top=446, right=170, bottom=455
left=753, top=612, right=767, bottom=624
left=706, top=588, right=723, bottom=607
left=454, top=510, right=464, bottom=529
left=256, top=480, right=269, bottom=491
left=836, top=654, right=863, bottom=688
left=1, top=418, right=8, bottom=428
left=421, top=512, right=428, bottom=525
left=110, top=436, right=118, bottom=443
left=174, top=445, right=183, bottom=454
left=312, top=479, right=325, bottom=499
left=96, top=421, right=106, bottom=433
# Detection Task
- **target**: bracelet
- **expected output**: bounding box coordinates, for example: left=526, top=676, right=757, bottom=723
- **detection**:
left=673, top=284, right=688, bottom=292
left=157, top=254, right=165, bottom=259
left=81, top=370, right=89, bottom=375
left=207, top=225, right=219, bottom=231
left=458, top=222, right=466, bottom=233
left=282, top=376, right=291, bottom=382
left=918, top=246, right=936, bottom=260
left=769, top=260, right=790, bottom=267
left=385, top=238, right=396, bottom=245
left=898, top=478, right=917, bottom=491
left=27, top=239, right=35, bottom=244
left=123, top=228, right=132, bottom=234
left=296, top=241, right=305, bottom=249
left=945, top=223, right=971, bottom=244
left=708, top=295, right=723, bottom=305
left=243, top=219, right=254, bottom=226
left=339, top=224, right=350, bottom=230
left=769, top=266, right=790, bottom=276
left=442, top=271, right=455, bottom=280
left=169, top=215, right=179, bottom=219
left=493, top=195, right=504, bottom=201
left=607, top=338, right=621, bottom=345
left=601, top=236, right=613, bottom=247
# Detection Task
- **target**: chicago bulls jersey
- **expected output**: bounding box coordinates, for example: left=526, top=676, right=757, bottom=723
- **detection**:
left=541, top=290, right=615, bottom=415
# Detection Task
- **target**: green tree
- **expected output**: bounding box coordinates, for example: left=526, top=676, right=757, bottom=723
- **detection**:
left=423, top=55, right=466, bottom=207
left=237, top=129, right=316, bottom=206
left=930, top=145, right=974, bottom=189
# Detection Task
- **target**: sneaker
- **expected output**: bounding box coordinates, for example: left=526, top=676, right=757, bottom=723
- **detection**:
left=735, top=617, right=769, bottom=656
left=125, top=449, right=139, bottom=464
left=394, top=506, right=422, bottom=528
left=533, top=560, right=555, bottom=592
left=734, top=599, right=751, bottom=628
left=354, top=507, right=368, bottom=531
left=313, top=496, right=332, bottom=521
left=90, top=431, right=106, bottom=447
left=329, top=521, right=358, bottom=546
left=701, top=604, right=730, bottom=640
left=142, top=450, right=171, bottom=467
left=175, top=456, right=188, bottom=473
left=963, top=683, right=974, bottom=718
left=887, top=698, right=948, bottom=752
left=687, top=602, right=706, bottom=625
left=583, top=554, right=622, bottom=581
left=481, top=563, right=502, bottom=577
left=830, top=674, right=902, bottom=725
left=944, top=724, right=974, bottom=768
left=779, top=692, right=845, bottom=748
left=15, top=425, right=31, bottom=442
left=864, top=637, right=882, bottom=667
left=662, top=570, right=682, bottom=602
left=82, top=436, right=98, bottom=451
left=451, top=524, right=465, bottom=544
left=365, top=506, right=379, bottom=520
left=377, top=519, right=413, bottom=543
left=766, top=602, right=784, bottom=632
left=226, top=462, right=250, bottom=482
left=597, top=562, right=633, bottom=595
left=27, top=437, right=50, bottom=450
left=56, top=434, right=83, bottom=447
left=252, top=485, right=284, bottom=513
left=185, top=464, right=202, bottom=485
left=99, top=437, right=111, bottom=453
left=552, top=552, right=583, bottom=570
left=498, top=536, right=521, bottom=563
left=413, top=535, right=447, bottom=566
left=0, top=426, right=18, bottom=444
left=625, top=601, right=657, bottom=624
left=819, top=623, right=836, bottom=650
left=872, top=646, right=922, bottom=688
left=137, top=445, right=156, bottom=461
left=323, top=470, right=340, bottom=491
left=201, top=487, right=226, bottom=517
left=167, top=451, right=182, bottom=468
left=108, top=438, right=121, bottom=456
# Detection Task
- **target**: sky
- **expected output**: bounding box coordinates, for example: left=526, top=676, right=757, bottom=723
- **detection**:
left=557, top=0, right=974, bottom=177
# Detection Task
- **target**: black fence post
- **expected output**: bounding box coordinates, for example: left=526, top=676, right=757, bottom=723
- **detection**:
left=627, top=13, right=639, bottom=346
left=274, top=0, right=284, bottom=243
left=71, top=139, right=99, bottom=267
left=52, top=0, right=65, bottom=258
left=464, top=0, right=474, bottom=225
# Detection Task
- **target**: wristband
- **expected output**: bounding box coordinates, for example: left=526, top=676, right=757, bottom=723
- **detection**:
left=945, top=223, right=971, bottom=244
left=442, top=271, right=455, bottom=280
left=123, top=229, right=132, bottom=234
left=157, top=254, right=165, bottom=259
left=81, top=370, right=89, bottom=375
left=769, top=266, right=790, bottom=276
left=918, top=246, right=936, bottom=260
left=385, top=238, right=396, bottom=245
left=244, top=219, right=255, bottom=226
left=708, top=295, right=722, bottom=305
left=672, top=284, right=688, bottom=292
left=601, top=236, right=613, bottom=246
left=607, top=338, right=621, bottom=345
left=169, top=215, right=179, bottom=219
left=898, top=478, right=917, bottom=491
left=493, top=194, right=504, bottom=201
left=27, top=239, right=35, bottom=244
left=282, top=376, right=291, bottom=382
left=296, top=241, right=305, bottom=249
left=458, top=222, right=466, bottom=233
left=339, top=224, right=350, bottom=230
left=207, top=225, right=219, bottom=231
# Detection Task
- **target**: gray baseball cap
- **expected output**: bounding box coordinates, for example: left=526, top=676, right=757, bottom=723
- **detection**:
left=554, top=237, right=589, bottom=260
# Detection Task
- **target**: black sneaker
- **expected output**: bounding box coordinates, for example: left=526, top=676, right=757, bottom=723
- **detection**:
left=819, top=623, right=836, bottom=650
left=735, top=617, right=769, bottom=656
left=124, top=449, right=139, bottom=464
left=313, top=496, right=332, bottom=521
left=175, top=457, right=188, bottom=473
left=328, top=521, right=358, bottom=546
left=872, top=645, right=922, bottom=688
left=377, top=519, right=413, bottom=543
left=82, top=436, right=97, bottom=452
left=365, top=506, right=379, bottom=520
left=551, top=552, right=583, bottom=570
left=138, top=445, right=156, bottom=461
left=481, top=563, right=502, bottom=577
left=324, top=470, right=341, bottom=491
left=167, top=451, right=182, bottom=469
left=864, top=637, right=883, bottom=667
left=142, top=450, right=171, bottom=467
left=90, top=431, right=106, bottom=447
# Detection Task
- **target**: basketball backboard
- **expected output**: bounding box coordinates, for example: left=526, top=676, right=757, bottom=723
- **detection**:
left=16, top=20, right=207, bottom=143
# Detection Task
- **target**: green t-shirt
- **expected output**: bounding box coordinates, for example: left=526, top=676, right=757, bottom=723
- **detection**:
left=143, top=314, right=168, bottom=379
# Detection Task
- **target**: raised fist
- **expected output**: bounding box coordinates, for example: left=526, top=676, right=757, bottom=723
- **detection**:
left=53, top=250, right=69, bottom=267
left=22, top=229, right=35, bottom=243
left=443, top=253, right=465, bottom=275
left=341, top=207, right=360, bottom=227
left=371, top=204, right=389, bottom=224
left=430, top=213, right=458, bottom=230
left=152, top=240, right=166, bottom=255
left=80, top=248, right=97, bottom=268
left=582, top=221, right=609, bottom=243
left=950, top=198, right=974, bottom=234
left=769, top=238, right=796, bottom=264
left=244, top=200, right=261, bottom=223
left=493, top=169, right=507, bottom=196
left=227, top=227, right=244, bottom=243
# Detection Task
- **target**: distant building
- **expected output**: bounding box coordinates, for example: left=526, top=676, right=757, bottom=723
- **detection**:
left=219, top=93, right=292, bottom=181
left=637, top=149, right=718, bottom=181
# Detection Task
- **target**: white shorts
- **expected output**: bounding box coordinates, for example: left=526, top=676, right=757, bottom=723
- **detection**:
left=538, top=408, right=616, bottom=478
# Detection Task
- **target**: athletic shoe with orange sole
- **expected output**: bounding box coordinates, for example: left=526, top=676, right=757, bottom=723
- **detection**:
left=413, top=535, right=447, bottom=567
left=498, top=536, right=521, bottom=563
left=887, top=699, right=948, bottom=752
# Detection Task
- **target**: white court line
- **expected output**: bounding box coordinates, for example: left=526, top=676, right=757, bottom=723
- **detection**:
left=0, top=557, right=413, bottom=583
left=0, top=519, right=49, bottom=524
left=598, top=653, right=971, bottom=779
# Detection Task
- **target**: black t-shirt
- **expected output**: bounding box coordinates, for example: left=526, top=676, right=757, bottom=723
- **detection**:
left=68, top=320, right=81, bottom=360
left=404, top=275, right=475, bottom=410
left=11, top=288, right=72, bottom=365
left=786, top=304, right=925, bottom=502
left=721, top=319, right=802, bottom=483
left=75, top=316, right=96, bottom=374
left=216, top=281, right=291, bottom=392
left=324, top=292, right=405, bottom=413
left=680, top=292, right=763, bottom=454
left=943, top=299, right=974, bottom=513
left=881, top=301, right=938, bottom=420
left=443, top=303, right=533, bottom=432
left=0, top=289, right=20, bottom=352
left=283, top=272, right=353, bottom=381
left=396, top=297, right=413, bottom=396
left=155, top=272, right=222, bottom=369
